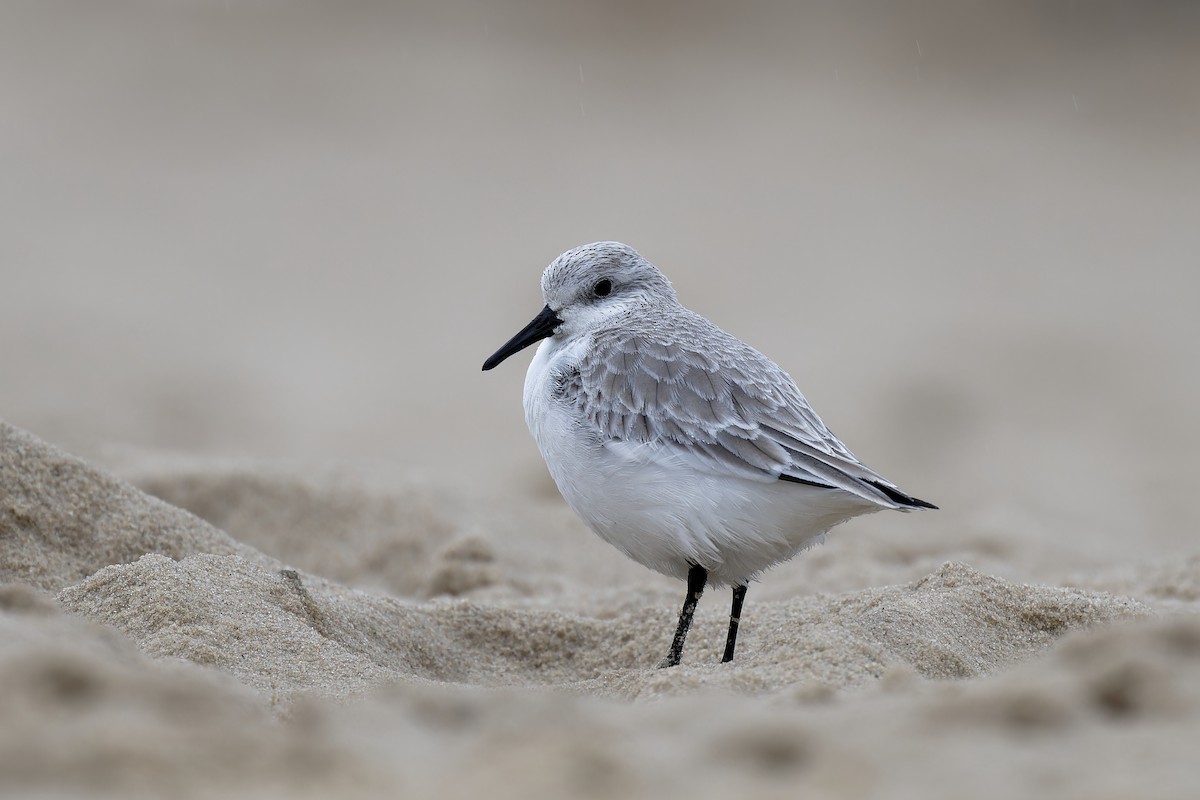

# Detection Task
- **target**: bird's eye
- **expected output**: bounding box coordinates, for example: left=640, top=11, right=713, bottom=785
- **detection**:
left=593, top=279, right=613, bottom=297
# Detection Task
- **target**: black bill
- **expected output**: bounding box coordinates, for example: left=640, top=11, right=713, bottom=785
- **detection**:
left=482, top=305, right=563, bottom=371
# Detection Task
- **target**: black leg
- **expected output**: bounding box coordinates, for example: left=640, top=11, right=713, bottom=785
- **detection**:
left=658, top=563, right=707, bottom=668
left=721, top=584, right=748, bottom=663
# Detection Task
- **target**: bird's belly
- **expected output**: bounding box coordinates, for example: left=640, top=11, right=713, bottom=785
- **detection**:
left=527, top=399, right=875, bottom=586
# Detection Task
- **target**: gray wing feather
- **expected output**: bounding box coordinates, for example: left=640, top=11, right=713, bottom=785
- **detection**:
left=573, top=310, right=900, bottom=507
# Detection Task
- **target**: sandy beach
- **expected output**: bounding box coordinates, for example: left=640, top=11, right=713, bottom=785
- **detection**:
left=3, top=2, right=1200, bottom=798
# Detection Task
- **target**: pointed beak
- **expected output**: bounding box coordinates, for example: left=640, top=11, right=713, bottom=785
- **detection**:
left=482, top=305, right=563, bottom=371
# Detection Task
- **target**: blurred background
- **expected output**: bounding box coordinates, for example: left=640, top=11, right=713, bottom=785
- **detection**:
left=2, top=1, right=1198, bottom=579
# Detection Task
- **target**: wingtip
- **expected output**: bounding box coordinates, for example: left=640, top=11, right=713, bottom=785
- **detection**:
left=865, top=480, right=938, bottom=510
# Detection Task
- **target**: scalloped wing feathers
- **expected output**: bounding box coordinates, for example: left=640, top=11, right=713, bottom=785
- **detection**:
left=570, top=308, right=901, bottom=508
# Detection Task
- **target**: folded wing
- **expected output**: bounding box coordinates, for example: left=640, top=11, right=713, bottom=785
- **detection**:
left=569, top=311, right=932, bottom=510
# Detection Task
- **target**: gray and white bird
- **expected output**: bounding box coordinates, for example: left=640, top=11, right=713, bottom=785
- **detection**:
left=483, top=242, right=935, bottom=667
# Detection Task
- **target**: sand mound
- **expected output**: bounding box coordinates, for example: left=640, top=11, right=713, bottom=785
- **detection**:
left=1, top=419, right=1145, bottom=704
left=2, top=419, right=1191, bottom=799
left=0, top=582, right=384, bottom=799
left=930, top=614, right=1200, bottom=731
left=8, top=581, right=1197, bottom=800
left=56, top=551, right=1146, bottom=705
left=129, top=465, right=460, bottom=598
left=323, top=615, right=1200, bottom=800
left=0, top=422, right=267, bottom=591
left=845, top=614, right=1200, bottom=799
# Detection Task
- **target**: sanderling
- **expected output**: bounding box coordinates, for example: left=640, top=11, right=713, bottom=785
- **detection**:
left=483, top=242, right=936, bottom=668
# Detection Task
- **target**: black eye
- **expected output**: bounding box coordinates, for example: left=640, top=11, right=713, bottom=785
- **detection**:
left=593, top=279, right=613, bottom=297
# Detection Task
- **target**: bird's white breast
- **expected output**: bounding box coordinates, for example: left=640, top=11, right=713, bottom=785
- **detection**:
left=522, top=337, right=877, bottom=586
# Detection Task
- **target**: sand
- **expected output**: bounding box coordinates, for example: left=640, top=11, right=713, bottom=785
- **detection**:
left=3, top=420, right=1197, bottom=799
left=3, top=2, right=1200, bottom=798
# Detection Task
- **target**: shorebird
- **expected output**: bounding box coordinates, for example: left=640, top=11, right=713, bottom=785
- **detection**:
left=483, top=242, right=935, bottom=667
